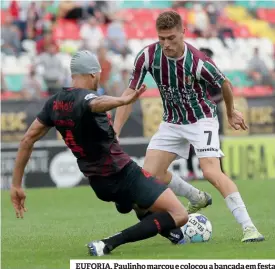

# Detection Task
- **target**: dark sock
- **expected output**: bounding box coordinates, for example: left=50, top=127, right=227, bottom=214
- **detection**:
left=135, top=209, right=184, bottom=244
left=103, top=212, right=176, bottom=250
left=160, top=228, right=184, bottom=244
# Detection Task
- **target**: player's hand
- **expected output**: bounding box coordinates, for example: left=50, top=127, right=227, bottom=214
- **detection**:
left=227, top=109, right=248, bottom=131
left=122, top=84, right=147, bottom=105
left=10, top=185, right=27, bottom=218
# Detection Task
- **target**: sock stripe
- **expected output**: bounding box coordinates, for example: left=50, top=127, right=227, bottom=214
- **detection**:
left=154, top=219, right=161, bottom=233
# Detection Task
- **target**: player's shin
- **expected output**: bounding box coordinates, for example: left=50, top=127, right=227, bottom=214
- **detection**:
left=133, top=206, right=184, bottom=244
left=224, top=190, right=264, bottom=242
left=207, top=170, right=254, bottom=230
left=168, top=172, right=201, bottom=203
left=225, top=191, right=255, bottom=230
left=102, top=212, right=177, bottom=251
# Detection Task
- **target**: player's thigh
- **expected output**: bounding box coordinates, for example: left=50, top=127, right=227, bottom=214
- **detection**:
left=147, top=122, right=190, bottom=163
left=143, top=149, right=177, bottom=180
left=124, top=162, right=168, bottom=210
left=186, top=118, right=224, bottom=159
left=123, top=162, right=188, bottom=226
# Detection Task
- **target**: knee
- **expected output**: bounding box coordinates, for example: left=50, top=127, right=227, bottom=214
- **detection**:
left=154, top=171, right=168, bottom=181
left=169, top=208, right=189, bottom=227
left=143, top=165, right=167, bottom=181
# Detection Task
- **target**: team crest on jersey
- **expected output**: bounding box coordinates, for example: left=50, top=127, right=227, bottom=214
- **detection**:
left=185, top=75, right=194, bottom=85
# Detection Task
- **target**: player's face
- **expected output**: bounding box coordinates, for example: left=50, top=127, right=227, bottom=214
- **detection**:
left=158, top=27, right=184, bottom=58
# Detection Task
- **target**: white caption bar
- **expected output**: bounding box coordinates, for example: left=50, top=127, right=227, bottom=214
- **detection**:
left=70, top=260, right=275, bottom=269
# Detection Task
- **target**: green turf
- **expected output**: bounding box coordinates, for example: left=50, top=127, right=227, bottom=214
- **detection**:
left=2, top=180, right=275, bottom=269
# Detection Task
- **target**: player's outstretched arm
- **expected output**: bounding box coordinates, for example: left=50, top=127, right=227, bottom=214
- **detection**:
left=90, top=85, right=146, bottom=114
left=221, top=79, right=248, bottom=131
left=199, top=59, right=248, bottom=131
left=113, top=88, right=136, bottom=137
left=11, top=119, right=51, bottom=218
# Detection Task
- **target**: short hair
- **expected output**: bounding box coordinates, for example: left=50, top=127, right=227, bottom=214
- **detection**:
left=200, top=48, right=214, bottom=58
left=156, top=11, right=182, bottom=31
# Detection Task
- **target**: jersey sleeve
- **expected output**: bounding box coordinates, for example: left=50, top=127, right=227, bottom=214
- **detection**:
left=198, top=59, right=226, bottom=89
left=36, top=99, right=54, bottom=127
left=128, top=49, right=148, bottom=90
left=81, top=92, right=98, bottom=111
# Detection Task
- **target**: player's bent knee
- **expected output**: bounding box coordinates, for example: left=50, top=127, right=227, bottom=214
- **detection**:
left=150, top=188, right=188, bottom=227
left=169, top=210, right=188, bottom=227
left=143, top=150, right=176, bottom=181
left=154, top=171, right=168, bottom=182
left=143, top=165, right=166, bottom=181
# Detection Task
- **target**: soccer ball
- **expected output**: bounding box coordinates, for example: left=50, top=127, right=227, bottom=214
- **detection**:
left=181, top=213, right=212, bottom=243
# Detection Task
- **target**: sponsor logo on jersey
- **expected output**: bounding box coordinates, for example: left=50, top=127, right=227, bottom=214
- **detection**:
left=54, top=120, right=75, bottom=127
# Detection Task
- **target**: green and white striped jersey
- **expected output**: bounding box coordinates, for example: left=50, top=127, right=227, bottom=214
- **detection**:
left=129, top=42, right=226, bottom=124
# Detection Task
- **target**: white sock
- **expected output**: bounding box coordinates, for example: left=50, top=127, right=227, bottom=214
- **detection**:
left=225, top=192, right=255, bottom=230
left=168, top=173, right=201, bottom=203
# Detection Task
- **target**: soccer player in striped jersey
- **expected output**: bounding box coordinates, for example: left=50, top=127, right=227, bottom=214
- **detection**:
left=114, top=11, right=264, bottom=242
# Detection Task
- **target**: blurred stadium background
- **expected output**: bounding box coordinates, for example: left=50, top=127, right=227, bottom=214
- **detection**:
left=1, top=0, right=275, bottom=189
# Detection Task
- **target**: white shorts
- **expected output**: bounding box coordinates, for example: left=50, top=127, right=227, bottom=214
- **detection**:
left=147, top=118, right=224, bottom=159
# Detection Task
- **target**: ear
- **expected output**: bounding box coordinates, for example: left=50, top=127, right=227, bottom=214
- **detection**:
left=90, top=73, right=95, bottom=78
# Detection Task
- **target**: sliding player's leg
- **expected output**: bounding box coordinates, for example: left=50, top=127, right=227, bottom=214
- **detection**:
left=114, top=197, right=186, bottom=244
left=133, top=204, right=186, bottom=244
left=87, top=162, right=188, bottom=256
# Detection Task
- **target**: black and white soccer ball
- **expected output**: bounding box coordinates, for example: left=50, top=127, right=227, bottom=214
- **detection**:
left=181, top=213, right=212, bottom=243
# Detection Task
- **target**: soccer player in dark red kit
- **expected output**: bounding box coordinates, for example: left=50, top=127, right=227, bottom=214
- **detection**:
left=10, top=50, right=189, bottom=256
left=114, top=11, right=264, bottom=242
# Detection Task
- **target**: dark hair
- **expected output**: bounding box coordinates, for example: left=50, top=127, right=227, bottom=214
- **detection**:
left=200, top=48, right=214, bottom=58
left=156, top=11, right=182, bottom=31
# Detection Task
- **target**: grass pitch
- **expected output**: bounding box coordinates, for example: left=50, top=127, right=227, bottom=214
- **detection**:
left=2, top=180, right=275, bottom=269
